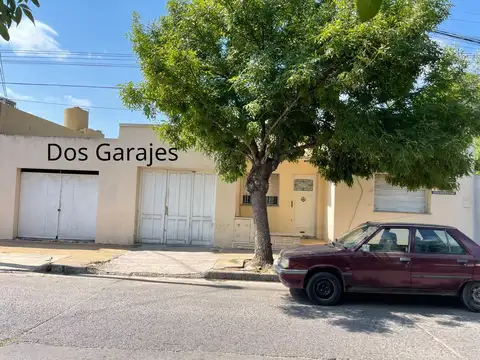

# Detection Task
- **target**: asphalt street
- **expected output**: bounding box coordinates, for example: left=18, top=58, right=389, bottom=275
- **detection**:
left=1, top=273, right=479, bottom=360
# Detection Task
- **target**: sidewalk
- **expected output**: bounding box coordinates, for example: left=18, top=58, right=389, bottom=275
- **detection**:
left=0, top=238, right=327, bottom=281
left=0, top=240, right=130, bottom=274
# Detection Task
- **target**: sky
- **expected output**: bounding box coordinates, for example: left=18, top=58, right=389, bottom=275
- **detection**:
left=0, top=0, right=479, bottom=139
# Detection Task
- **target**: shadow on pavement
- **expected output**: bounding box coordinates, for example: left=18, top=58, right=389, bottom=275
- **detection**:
left=72, top=273, right=244, bottom=290
left=0, top=262, right=38, bottom=270
left=280, top=289, right=480, bottom=333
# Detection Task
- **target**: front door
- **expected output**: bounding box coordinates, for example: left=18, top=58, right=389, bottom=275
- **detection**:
left=351, top=227, right=412, bottom=289
left=292, top=175, right=316, bottom=236
left=410, top=228, right=474, bottom=292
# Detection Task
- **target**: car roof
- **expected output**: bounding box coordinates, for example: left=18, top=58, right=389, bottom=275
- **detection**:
left=362, top=221, right=456, bottom=229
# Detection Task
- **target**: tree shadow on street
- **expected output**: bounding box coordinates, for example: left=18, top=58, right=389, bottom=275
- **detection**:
left=279, top=289, right=480, bottom=333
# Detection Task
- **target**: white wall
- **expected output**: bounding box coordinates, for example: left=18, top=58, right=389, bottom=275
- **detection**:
left=334, top=176, right=475, bottom=240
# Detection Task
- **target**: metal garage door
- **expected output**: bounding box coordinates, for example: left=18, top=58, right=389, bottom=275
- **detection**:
left=17, top=170, right=99, bottom=240
left=374, top=174, right=427, bottom=213
left=138, top=170, right=216, bottom=245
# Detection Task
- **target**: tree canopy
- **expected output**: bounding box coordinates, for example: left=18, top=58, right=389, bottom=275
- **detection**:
left=120, top=0, right=480, bottom=265
left=0, top=0, right=40, bottom=41
left=121, top=0, right=480, bottom=192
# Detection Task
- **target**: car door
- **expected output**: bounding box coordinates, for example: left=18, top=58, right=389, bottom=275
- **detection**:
left=350, top=226, right=412, bottom=289
left=409, top=228, right=474, bottom=292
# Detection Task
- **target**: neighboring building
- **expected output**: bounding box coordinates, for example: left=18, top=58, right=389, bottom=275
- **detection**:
left=0, top=101, right=104, bottom=138
left=0, top=103, right=477, bottom=249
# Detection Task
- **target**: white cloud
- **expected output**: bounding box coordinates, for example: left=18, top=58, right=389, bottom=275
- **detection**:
left=5, top=87, right=35, bottom=101
left=64, top=95, right=92, bottom=107
left=0, top=20, right=70, bottom=59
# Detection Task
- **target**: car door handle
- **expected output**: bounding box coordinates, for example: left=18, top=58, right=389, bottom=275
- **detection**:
left=457, top=259, right=468, bottom=265
left=399, top=257, right=410, bottom=263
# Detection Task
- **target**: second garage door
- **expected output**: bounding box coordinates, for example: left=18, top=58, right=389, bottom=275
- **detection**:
left=138, top=170, right=216, bottom=245
left=17, top=170, right=99, bottom=240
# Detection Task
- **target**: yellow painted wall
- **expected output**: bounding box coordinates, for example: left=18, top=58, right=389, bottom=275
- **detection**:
left=0, top=103, right=104, bottom=138
left=237, top=160, right=326, bottom=239
left=334, top=177, right=475, bottom=239
left=0, top=125, right=236, bottom=247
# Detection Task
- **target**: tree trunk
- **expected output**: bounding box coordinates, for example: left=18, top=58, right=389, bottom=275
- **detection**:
left=246, top=160, right=278, bottom=266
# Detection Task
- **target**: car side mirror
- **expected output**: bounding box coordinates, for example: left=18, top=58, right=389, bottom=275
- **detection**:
left=361, top=244, right=370, bottom=253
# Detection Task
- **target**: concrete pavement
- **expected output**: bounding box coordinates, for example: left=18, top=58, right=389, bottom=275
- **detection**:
left=0, top=240, right=129, bottom=273
left=1, top=272, right=480, bottom=359
left=0, top=240, right=285, bottom=279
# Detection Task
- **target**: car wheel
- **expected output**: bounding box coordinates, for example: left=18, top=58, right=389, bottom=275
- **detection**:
left=461, top=282, right=480, bottom=312
left=305, top=272, right=342, bottom=306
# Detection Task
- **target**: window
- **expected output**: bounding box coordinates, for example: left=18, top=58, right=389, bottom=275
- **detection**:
left=242, top=174, right=279, bottom=206
left=338, top=224, right=379, bottom=249
left=364, top=228, right=410, bottom=253
left=374, top=174, right=427, bottom=214
left=413, top=229, right=466, bottom=254
left=294, top=179, right=314, bottom=191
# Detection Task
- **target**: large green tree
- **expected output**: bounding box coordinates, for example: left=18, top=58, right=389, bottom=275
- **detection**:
left=0, top=0, right=40, bottom=41
left=120, top=0, right=480, bottom=266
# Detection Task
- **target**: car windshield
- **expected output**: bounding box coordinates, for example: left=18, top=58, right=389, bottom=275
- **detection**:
left=337, top=224, right=379, bottom=249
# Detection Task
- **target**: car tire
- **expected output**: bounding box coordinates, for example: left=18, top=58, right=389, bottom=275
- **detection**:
left=305, top=272, right=342, bottom=306
left=461, top=282, right=480, bottom=312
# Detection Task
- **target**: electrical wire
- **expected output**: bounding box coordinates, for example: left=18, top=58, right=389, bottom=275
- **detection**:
left=0, top=53, right=7, bottom=97
left=448, top=18, right=480, bottom=24
left=3, top=82, right=119, bottom=89
left=432, top=30, right=480, bottom=45
left=0, top=49, right=135, bottom=57
left=1, top=61, right=139, bottom=68
left=10, top=98, right=136, bottom=111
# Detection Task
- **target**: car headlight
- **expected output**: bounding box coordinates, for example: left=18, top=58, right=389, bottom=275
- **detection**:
left=278, top=257, right=289, bottom=269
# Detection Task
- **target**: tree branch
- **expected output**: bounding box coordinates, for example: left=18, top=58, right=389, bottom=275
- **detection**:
left=261, top=94, right=301, bottom=152
left=210, top=118, right=256, bottom=160
left=280, top=138, right=318, bottom=161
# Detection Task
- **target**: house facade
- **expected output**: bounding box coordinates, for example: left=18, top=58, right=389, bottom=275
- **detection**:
left=234, top=162, right=477, bottom=249
left=0, top=102, right=477, bottom=249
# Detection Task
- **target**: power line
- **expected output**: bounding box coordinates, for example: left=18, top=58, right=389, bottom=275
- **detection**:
left=1, top=60, right=138, bottom=68
left=0, top=54, right=7, bottom=97
left=0, top=55, right=136, bottom=61
left=432, top=30, right=480, bottom=45
left=448, top=18, right=480, bottom=24
left=0, top=49, right=135, bottom=57
left=3, top=82, right=119, bottom=89
left=11, top=98, right=137, bottom=111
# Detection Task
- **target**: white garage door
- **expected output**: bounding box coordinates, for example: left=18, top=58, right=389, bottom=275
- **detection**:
left=17, top=170, right=99, bottom=240
left=139, top=170, right=216, bottom=245
left=374, top=174, right=427, bottom=213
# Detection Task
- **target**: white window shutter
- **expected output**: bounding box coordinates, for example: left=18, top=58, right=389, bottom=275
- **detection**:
left=267, top=174, right=279, bottom=197
left=374, top=174, right=427, bottom=213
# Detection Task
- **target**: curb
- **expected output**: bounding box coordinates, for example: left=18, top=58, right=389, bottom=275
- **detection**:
left=37, top=263, right=98, bottom=275
left=95, top=270, right=204, bottom=279
left=32, top=264, right=280, bottom=283
left=204, top=270, right=279, bottom=282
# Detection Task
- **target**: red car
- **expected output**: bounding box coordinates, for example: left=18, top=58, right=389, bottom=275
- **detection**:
left=274, top=222, right=480, bottom=312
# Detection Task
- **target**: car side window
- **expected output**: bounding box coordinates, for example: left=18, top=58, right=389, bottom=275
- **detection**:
left=365, top=228, right=410, bottom=253
left=413, top=229, right=466, bottom=254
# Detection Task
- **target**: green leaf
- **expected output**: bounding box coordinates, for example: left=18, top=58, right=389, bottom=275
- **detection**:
left=7, top=0, right=17, bottom=10
left=22, top=7, right=34, bottom=24
left=356, top=0, right=383, bottom=22
left=30, top=0, right=40, bottom=7
left=14, top=7, right=22, bottom=24
left=0, top=23, right=10, bottom=41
